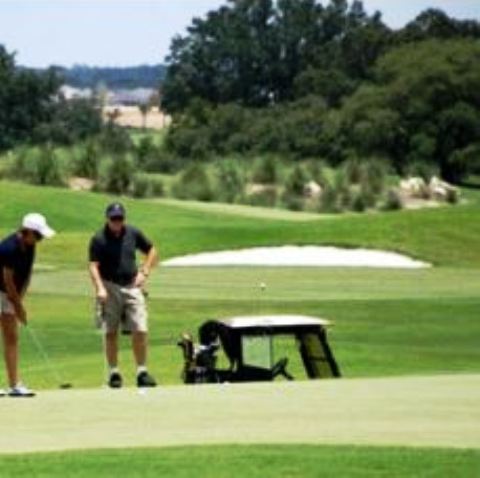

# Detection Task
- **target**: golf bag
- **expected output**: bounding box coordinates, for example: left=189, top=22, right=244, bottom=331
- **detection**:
left=177, top=333, right=220, bottom=384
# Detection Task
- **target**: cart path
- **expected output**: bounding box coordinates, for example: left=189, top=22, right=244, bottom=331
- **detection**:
left=0, top=374, right=479, bottom=454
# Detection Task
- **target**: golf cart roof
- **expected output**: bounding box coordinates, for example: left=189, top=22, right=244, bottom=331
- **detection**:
left=217, top=315, right=331, bottom=329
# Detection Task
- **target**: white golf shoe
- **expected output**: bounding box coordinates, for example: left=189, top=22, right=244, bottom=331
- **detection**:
left=8, top=383, right=36, bottom=397
left=0, top=389, right=6, bottom=397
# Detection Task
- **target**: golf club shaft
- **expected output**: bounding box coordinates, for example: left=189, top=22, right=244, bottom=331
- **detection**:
left=26, top=325, right=64, bottom=385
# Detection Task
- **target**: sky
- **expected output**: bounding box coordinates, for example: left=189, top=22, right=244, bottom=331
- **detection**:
left=0, top=0, right=479, bottom=68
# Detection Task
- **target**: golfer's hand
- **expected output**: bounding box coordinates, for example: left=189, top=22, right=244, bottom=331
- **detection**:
left=15, top=303, right=27, bottom=325
left=97, top=287, right=108, bottom=304
left=133, top=271, right=147, bottom=288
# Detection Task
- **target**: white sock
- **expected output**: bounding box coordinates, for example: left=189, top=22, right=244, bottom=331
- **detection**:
left=109, top=367, right=120, bottom=376
left=137, top=365, right=147, bottom=376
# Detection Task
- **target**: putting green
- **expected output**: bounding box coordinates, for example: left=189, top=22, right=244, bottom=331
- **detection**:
left=1, top=374, right=478, bottom=454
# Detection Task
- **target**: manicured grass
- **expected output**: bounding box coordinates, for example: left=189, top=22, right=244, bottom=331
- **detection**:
left=8, top=266, right=479, bottom=389
left=0, top=445, right=479, bottom=477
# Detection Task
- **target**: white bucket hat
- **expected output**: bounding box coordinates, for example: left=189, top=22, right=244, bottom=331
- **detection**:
left=22, top=213, right=56, bottom=239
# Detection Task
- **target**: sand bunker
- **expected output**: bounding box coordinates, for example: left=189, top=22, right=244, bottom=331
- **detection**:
left=163, top=246, right=430, bottom=269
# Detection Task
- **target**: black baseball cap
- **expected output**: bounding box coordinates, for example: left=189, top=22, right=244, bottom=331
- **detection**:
left=106, top=203, right=126, bottom=219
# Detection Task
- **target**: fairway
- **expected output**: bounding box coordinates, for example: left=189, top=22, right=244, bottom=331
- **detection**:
left=0, top=374, right=479, bottom=454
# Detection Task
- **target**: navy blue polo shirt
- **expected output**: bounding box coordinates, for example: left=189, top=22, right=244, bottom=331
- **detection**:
left=89, top=225, right=153, bottom=286
left=0, top=233, right=35, bottom=293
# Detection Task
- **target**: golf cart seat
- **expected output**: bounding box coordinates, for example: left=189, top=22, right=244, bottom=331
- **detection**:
left=235, top=357, right=294, bottom=382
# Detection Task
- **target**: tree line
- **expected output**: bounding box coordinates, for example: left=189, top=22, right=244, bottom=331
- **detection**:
left=162, top=0, right=480, bottom=183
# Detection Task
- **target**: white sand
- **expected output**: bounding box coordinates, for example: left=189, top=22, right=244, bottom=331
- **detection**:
left=163, top=246, right=430, bottom=269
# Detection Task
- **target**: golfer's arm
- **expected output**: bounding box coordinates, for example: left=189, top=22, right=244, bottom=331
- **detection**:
left=2, top=268, right=22, bottom=307
left=141, top=246, right=159, bottom=277
left=89, top=262, right=105, bottom=292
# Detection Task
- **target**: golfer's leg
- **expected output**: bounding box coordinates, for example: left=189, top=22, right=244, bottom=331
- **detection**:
left=105, top=331, right=119, bottom=367
left=103, top=281, right=122, bottom=368
left=0, top=314, right=18, bottom=387
left=131, top=331, right=147, bottom=366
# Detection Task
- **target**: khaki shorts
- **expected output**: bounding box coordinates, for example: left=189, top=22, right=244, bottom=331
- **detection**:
left=0, top=291, right=15, bottom=316
left=95, top=281, right=148, bottom=333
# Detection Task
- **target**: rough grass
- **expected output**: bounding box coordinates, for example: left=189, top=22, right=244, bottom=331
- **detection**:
left=1, top=181, right=480, bottom=268
left=0, top=445, right=479, bottom=478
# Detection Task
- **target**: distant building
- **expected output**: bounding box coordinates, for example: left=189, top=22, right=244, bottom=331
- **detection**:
left=108, top=88, right=157, bottom=106
left=59, top=85, right=93, bottom=100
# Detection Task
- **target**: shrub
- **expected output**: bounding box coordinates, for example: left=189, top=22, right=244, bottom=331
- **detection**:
left=281, top=165, right=309, bottom=211
left=10, top=145, right=65, bottom=186
left=343, top=156, right=363, bottom=184
left=73, top=140, right=101, bottom=179
left=351, top=190, right=367, bottom=212
left=307, top=160, right=328, bottom=186
left=251, top=156, right=278, bottom=184
left=215, top=159, right=245, bottom=203
left=36, top=145, right=65, bottom=186
left=100, top=125, right=133, bottom=153
left=136, top=136, right=158, bottom=169
left=172, top=163, right=213, bottom=201
left=96, top=154, right=135, bottom=195
left=317, top=184, right=339, bottom=213
left=131, top=175, right=152, bottom=198
left=381, top=188, right=403, bottom=211
left=361, top=159, right=387, bottom=195
left=126, top=174, right=165, bottom=199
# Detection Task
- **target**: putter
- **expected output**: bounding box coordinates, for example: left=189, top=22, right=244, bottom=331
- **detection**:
left=25, top=325, right=72, bottom=389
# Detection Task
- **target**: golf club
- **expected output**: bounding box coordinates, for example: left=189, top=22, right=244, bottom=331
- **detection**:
left=25, top=325, right=72, bottom=389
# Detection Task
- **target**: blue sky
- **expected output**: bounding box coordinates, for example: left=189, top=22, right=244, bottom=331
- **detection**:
left=0, top=0, right=479, bottom=67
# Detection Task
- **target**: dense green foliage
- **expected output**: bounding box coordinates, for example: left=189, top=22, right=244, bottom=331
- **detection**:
left=162, top=1, right=480, bottom=182
left=0, top=46, right=103, bottom=150
left=0, top=46, right=59, bottom=149
left=0, top=445, right=479, bottom=478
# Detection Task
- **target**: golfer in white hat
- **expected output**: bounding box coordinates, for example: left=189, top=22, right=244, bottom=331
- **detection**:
left=0, top=213, right=55, bottom=397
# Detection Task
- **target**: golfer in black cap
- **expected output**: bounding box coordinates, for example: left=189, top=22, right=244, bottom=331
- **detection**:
left=0, top=213, right=55, bottom=397
left=88, top=203, right=158, bottom=388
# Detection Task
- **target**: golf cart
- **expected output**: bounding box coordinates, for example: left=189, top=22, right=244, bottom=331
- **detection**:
left=178, top=315, right=340, bottom=384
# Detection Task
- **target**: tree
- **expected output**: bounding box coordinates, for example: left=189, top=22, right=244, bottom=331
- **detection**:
left=339, top=39, right=480, bottom=181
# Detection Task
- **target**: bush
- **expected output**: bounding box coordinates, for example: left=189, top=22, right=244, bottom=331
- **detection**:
left=131, top=175, right=165, bottom=199
left=172, top=163, right=213, bottom=201
left=95, top=154, right=135, bottom=195
left=343, top=157, right=363, bottom=184
left=361, top=159, right=387, bottom=195
left=307, top=160, right=328, bottom=187
left=10, top=145, right=65, bottom=186
left=215, top=159, right=245, bottom=203
left=99, top=125, right=133, bottom=153
left=73, top=140, right=101, bottom=179
left=317, top=184, right=339, bottom=213
left=351, top=189, right=367, bottom=212
left=251, top=156, right=278, bottom=184
left=136, top=136, right=158, bottom=169
left=380, top=188, right=403, bottom=211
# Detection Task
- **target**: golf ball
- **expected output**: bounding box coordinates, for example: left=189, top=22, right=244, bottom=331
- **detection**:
left=260, top=282, right=266, bottom=290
